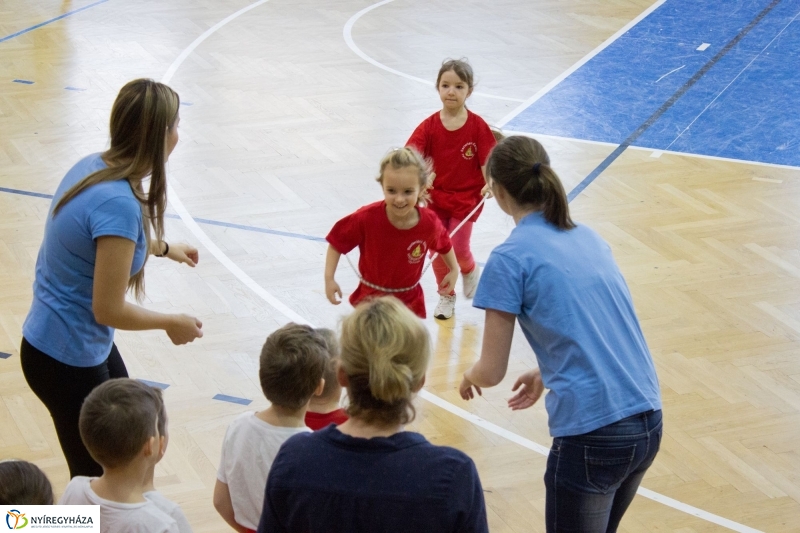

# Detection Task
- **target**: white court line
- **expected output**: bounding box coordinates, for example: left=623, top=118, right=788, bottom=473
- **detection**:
left=503, top=129, right=800, bottom=171
left=497, top=0, right=668, bottom=127
left=343, top=0, right=525, bottom=103
left=159, top=1, right=764, bottom=531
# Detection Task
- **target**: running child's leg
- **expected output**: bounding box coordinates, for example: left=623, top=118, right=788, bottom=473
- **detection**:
left=432, top=217, right=475, bottom=295
left=450, top=219, right=476, bottom=275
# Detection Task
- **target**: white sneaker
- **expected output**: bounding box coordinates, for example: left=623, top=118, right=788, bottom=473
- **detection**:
left=462, top=265, right=481, bottom=299
left=434, top=294, right=456, bottom=320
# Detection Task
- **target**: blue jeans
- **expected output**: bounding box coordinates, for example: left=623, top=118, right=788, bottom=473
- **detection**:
left=545, top=410, right=662, bottom=532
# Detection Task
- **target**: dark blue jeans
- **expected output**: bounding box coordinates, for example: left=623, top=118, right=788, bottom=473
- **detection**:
left=545, top=409, right=662, bottom=532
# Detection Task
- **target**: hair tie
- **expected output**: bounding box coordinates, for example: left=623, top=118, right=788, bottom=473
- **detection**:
left=532, top=162, right=541, bottom=174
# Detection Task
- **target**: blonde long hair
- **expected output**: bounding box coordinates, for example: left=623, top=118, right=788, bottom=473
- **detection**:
left=340, top=297, right=430, bottom=426
left=53, top=79, right=180, bottom=300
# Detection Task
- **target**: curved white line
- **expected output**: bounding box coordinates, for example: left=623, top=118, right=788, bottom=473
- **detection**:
left=343, top=0, right=525, bottom=103
left=158, top=3, right=762, bottom=531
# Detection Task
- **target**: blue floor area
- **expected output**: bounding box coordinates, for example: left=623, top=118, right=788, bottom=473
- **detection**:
left=507, top=0, right=800, bottom=167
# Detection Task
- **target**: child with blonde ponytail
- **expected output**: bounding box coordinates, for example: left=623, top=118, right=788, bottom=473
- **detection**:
left=257, top=297, right=488, bottom=533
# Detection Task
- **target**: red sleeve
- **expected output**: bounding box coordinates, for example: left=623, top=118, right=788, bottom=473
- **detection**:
left=406, top=116, right=430, bottom=156
left=429, top=212, right=453, bottom=256
left=326, top=210, right=363, bottom=254
left=475, top=115, right=497, bottom=166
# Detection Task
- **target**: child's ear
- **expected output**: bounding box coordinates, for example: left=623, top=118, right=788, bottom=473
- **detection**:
left=314, top=378, right=325, bottom=397
left=142, top=436, right=157, bottom=458
left=158, top=435, right=167, bottom=460
left=337, top=365, right=349, bottom=387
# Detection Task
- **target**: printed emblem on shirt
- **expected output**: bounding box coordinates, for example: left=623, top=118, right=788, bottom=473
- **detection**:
left=461, top=142, right=477, bottom=160
left=407, top=240, right=427, bottom=264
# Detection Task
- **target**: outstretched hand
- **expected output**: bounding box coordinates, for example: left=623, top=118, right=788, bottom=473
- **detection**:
left=508, top=368, right=544, bottom=411
left=167, top=242, right=199, bottom=267
left=166, top=314, right=203, bottom=345
left=459, top=374, right=482, bottom=400
left=480, top=183, right=493, bottom=199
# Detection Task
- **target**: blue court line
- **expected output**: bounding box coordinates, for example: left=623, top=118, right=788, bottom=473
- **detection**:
left=213, top=394, right=252, bottom=405
left=65, top=86, right=86, bottom=91
left=184, top=215, right=326, bottom=243
left=566, top=0, right=783, bottom=202
left=138, top=379, right=170, bottom=390
left=0, top=0, right=110, bottom=44
left=13, top=79, right=34, bottom=84
left=1, top=186, right=487, bottom=266
left=0, top=352, right=11, bottom=359
left=0, top=186, right=54, bottom=199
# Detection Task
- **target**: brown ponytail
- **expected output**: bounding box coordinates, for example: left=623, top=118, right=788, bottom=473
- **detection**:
left=487, top=136, right=575, bottom=230
left=53, top=79, right=180, bottom=300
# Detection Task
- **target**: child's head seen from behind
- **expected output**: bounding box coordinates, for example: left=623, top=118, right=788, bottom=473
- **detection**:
left=0, top=460, right=54, bottom=505
left=313, top=328, right=342, bottom=404
left=259, top=323, right=329, bottom=410
left=79, top=378, right=167, bottom=471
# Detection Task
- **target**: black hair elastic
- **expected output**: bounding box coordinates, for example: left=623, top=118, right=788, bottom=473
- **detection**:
left=532, top=162, right=541, bottom=174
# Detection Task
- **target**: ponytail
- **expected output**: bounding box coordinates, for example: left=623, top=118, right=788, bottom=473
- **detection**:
left=487, top=136, right=575, bottom=230
left=340, top=297, right=430, bottom=426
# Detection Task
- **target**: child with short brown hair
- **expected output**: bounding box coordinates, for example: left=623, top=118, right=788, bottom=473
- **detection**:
left=214, top=323, right=328, bottom=533
left=0, top=460, right=54, bottom=505
left=58, top=378, right=191, bottom=533
left=304, top=328, right=348, bottom=430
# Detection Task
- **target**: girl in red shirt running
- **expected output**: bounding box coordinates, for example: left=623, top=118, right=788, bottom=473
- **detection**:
left=406, top=58, right=497, bottom=319
left=325, top=147, right=458, bottom=319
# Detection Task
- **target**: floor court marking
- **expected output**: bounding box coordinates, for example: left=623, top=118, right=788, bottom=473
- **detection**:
left=565, top=0, right=784, bottom=202
left=155, top=1, right=763, bottom=530
left=502, top=130, right=800, bottom=172
left=0, top=0, right=110, bottom=44
left=343, top=0, right=525, bottom=103
left=496, top=0, right=668, bottom=128
left=0, top=0, right=766, bottom=529
left=663, top=6, right=800, bottom=152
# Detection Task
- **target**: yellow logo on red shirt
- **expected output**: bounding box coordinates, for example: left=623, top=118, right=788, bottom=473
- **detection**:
left=407, top=240, right=426, bottom=264
left=461, top=142, right=477, bottom=160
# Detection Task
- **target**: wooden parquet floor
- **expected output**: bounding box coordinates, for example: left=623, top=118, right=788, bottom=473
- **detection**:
left=1, top=0, right=799, bottom=531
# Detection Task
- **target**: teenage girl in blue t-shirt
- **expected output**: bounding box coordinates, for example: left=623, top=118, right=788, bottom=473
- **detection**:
left=459, top=135, right=662, bottom=532
left=20, top=79, right=203, bottom=478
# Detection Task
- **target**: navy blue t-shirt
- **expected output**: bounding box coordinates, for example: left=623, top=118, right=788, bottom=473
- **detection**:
left=257, top=425, right=488, bottom=533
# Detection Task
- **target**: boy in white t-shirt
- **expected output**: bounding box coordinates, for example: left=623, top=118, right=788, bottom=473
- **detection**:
left=213, top=324, right=328, bottom=533
left=59, top=379, right=192, bottom=533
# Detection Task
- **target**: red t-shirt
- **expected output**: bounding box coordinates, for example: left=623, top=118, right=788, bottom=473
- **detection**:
left=326, top=201, right=452, bottom=318
left=407, top=110, right=497, bottom=222
left=305, top=408, right=349, bottom=431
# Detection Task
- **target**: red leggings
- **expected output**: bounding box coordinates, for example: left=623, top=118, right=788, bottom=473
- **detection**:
left=431, top=216, right=476, bottom=295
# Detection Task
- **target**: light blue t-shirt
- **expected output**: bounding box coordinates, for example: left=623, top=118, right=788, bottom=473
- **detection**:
left=473, top=212, right=661, bottom=437
left=23, top=153, right=147, bottom=367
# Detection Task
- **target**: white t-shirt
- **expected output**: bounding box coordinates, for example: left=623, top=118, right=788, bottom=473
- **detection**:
left=217, top=412, right=311, bottom=529
left=59, top=476, right=179, bottom=533
left=145, top=491, right=193, bottom=533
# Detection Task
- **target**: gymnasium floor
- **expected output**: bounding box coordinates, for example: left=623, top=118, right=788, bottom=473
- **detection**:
left=2, top=0, right=799, bottom=531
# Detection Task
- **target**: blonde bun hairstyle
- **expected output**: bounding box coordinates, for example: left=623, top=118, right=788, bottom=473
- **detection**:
left=340, top=297, right=430, bottom=426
